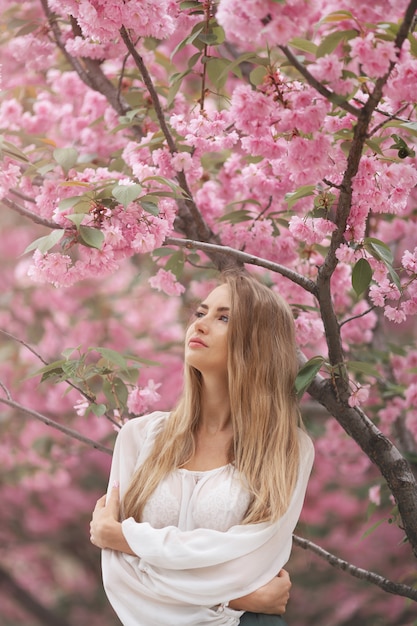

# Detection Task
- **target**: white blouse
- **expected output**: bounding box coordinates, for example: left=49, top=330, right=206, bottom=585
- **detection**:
left=101, top=411, right=314, bottom=626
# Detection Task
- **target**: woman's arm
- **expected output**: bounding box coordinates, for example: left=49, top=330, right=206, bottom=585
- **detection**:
left=229, top=569, right=291, bottom=615
left=90, top=487, right=134, bottom=554
left=90, top=487, right=292, bottom=615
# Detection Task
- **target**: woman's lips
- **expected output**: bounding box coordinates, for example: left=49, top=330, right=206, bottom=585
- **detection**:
left=188, top=337, right=208, bottom=347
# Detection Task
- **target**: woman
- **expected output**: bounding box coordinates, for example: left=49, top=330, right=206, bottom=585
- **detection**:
left=90, top=271, right=314, bottom=626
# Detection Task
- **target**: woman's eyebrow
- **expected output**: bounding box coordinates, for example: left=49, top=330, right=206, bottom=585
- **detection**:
left=198, top=304, right=230, bottom=312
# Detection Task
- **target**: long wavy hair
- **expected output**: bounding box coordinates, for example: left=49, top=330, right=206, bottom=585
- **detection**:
left=123, top=270, right=301, bottom=524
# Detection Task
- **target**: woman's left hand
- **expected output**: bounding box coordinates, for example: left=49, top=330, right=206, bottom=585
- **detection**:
left=90, top=484, right=134, bottom=554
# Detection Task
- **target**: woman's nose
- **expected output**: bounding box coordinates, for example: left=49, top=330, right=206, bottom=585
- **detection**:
left=194, top=316, right=208, bottom=333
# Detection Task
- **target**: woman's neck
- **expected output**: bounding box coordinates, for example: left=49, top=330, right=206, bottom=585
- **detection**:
left=198, top=379, right=231, bottom=434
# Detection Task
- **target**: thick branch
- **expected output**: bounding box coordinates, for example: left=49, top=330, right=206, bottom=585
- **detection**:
left=165, top=237, right=318, bottom=294
left=315, top=0, right=417, bottom=372
left=306, top=375, right=417, bottom=558
left=0, top=394, right=112, bottom=455
left=293, top=535, right=417, bottom=602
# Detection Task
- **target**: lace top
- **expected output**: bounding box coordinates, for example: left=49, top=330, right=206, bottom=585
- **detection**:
left=142, top=464, right=251, bottom=531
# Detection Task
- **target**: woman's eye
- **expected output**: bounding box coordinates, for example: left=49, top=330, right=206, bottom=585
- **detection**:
left=194, top=311, right=205, bottom=319
left=219, top=315, right=229, bottom=323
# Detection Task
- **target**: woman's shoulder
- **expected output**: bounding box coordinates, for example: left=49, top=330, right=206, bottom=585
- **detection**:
left=118, top=410, right=171, bottom=442
left=297, top=427, right=315, bottom=463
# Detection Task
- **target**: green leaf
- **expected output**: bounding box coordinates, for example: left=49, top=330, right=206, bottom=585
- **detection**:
left=295, top=356, right=325, bottom=397
left=112, top=183, right=143, bottom=208
left=90, top=403, right=107, bottom=416
left=0, top=137, right=30, bottom=163
left=114, top=377, right=129, bottom=406
left=53, top=147, right=78, bottom=172
left=78, top=226, right=104, bottom=249
left=180, top=0, right=203, bottom=9
left=61, top=346, right=81, bottom=359
left=94, top=347, right=127, bottom=369
left=346, top=360, right=380, bottom=378
left=387, top=265, right=401, bottom=292
left=362, top=518, right=386, bottom=539
left=217, top=209, right=253, bottom=223
left=316, top=29, right=357, bottom=58
left=321, top=10, right=354, bottom=23
left=66, top=214, right=85, bottom=228
left=285, top=185, right=316, bottom=210
left=58, top=195, right=85, bottom=211
left=364, top=238, right=394, bottom=265
left=289, top=37, right=318, bottom=55
left=164, top=250, right=185, bottom=278
left=216, top=52, right=259, bottom=83
left=28, top=359, right=67, bottom=380
left=140, top=199, right=160, bottom=216
left=206, top=57, right=231, bottom=89
left=249, top=66, right=268, bottom=86
left=170, top=22, right=205, bottom=58
left=24, top=229, right=66, bottom=254
left=352, top=258, right=372, bottom=296
left=142, top=175, right=185, bottom=195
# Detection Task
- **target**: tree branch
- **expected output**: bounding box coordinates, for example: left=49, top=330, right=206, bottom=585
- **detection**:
left=1, top=197, right=63, bottom=230
left=164, top=237, right=318, bottom=294
left=0, top=328, right=121, bottom=428
left=278, top=45, right=360, bottom=117
left=119, top=27, right=233, bottom=264
left=0, top=392, right=112, bottom=455
left=293, top=534, right=417, bottom=602
left=314, top=0, right=417, bottom=389
left=306, top=374, right=417, bottom=558
left=40, top=0, right=131, bottom=117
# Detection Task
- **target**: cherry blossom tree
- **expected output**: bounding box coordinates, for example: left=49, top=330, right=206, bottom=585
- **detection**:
left=1, top=0, right=417, bottom=624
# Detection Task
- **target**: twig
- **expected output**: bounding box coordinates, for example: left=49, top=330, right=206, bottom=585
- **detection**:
left=293, top=534, right=417, bottom=602
left=278, top=45, right=360, bottom=117
left=0, top=394, right=112, bottom=455
left=0, top=328, right=121, bottom=428
left=119, top=26, right=216, bottom=245
left=9, top=188, right=36, bottom=203
left=119, top=26, right=177, bottom=153
left=0, top=328, right=48, bottom=364
left=339, top=306, right=376, bottom=328
left=368, top=103, right=411, bottom=137
left=164, top=236, right=318, bottom=294
left=1, top=198, right=63, bottom=230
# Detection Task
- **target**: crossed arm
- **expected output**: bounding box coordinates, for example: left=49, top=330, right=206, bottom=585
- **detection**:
left=90, top=485, right=291, bottom=615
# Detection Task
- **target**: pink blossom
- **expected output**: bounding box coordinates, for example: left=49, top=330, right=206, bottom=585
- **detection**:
left=404, top=383, right=417, bottom=409
left=309, top=54, right=343, bottom=84
left=289, top=216, right=336, bottom=245
left=74, top=398, right=89, bottom=416
left=384, top=305, right=407, bottom=323
left=0, top=162, right=21, bottom=199
left=350, top=34, right=397, bottom=78
left=148, top=269, right=185, bottom=296
left=348, top=384, right=370, bottom=407
left=368, top=485, right=381, bottom=506
left=127, top=380, right=161, bottom=415
left=402, top=248, right=417, bottom=274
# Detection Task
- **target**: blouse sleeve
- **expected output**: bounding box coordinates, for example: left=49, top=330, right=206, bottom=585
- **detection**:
left=106, top=411, right=168, bottom=500
left=120, top=430, right=314, bottom=604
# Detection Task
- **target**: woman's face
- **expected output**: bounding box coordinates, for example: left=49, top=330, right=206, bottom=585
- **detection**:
left=184, top=284, right=230, bottom=376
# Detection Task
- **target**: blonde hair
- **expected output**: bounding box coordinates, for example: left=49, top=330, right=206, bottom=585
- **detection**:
left=123, top=270, right=301, bottom=524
